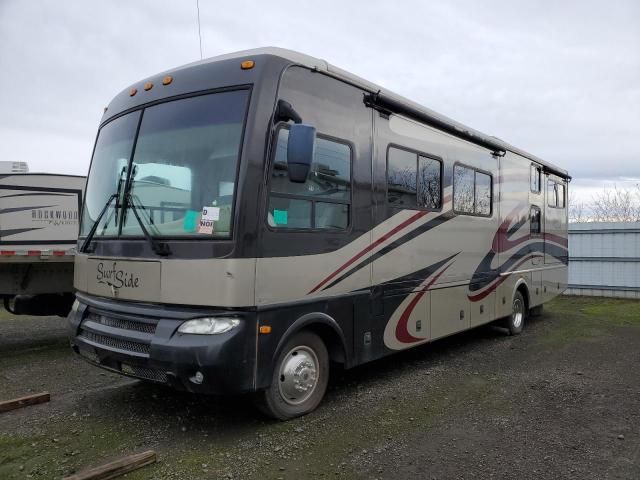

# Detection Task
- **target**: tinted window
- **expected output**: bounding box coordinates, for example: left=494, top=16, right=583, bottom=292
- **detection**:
left=530, top=206, right=541, bottom=234
left=454, top=164, right=492, bottom=216
left=475, top=172, right=492, bottom=215
left=388, top=147, right=441, bottom=209
left=557, top=183, right=565, bottom=208
left=267, top=197, right=311, bottom=229
left=418, top=156, right=442, bottom=209
left=387, top=148, right=418, bottom=208
left=268, top=128, right=351, bottom=230
left=547, top=180, right=558, bottom=207
left=81, top=111, right=140, bottom=236
left=121, top=91, right=249, bottom=237
left=453, top=165, right=475, bottom=213
left=530, top=165, right=541, bottom=193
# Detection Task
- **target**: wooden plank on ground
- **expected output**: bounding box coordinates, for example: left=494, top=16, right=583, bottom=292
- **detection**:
left=0, top=392, right=50, bottom=413
left=63, top=450, right=157, bottom=480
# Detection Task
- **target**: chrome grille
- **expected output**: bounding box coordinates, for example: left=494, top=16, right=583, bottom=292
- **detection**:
left=86, top=312, right=156, bottom=334
left=79, top=331, right=150, bottom=355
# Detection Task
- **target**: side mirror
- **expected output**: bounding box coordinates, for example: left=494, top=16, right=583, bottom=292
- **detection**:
left=287, top=124, right=316, bottom=183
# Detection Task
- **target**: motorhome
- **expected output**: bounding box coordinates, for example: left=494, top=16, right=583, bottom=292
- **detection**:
left=1, top=169, right=85, bottom=316
left=69, top=48, right=569, bottom=419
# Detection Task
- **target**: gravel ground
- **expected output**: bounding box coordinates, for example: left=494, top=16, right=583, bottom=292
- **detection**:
left=0, top=296, right=638, bottom=479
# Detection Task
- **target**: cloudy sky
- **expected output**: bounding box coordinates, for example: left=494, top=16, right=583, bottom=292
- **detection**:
left=1, top=0, right=638, bottom=201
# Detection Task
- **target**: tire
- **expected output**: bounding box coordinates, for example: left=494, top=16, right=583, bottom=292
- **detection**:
left=503, top=291, right=526, bottom=335
left=255, top=331, right=329, bottom=421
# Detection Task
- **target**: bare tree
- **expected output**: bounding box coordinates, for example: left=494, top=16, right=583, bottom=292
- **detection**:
left=568, top=190, right=587, bottom=223
left=590, top=185, right=640, bottom=222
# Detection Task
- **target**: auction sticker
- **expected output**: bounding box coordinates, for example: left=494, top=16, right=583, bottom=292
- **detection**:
left=198, top=218, right=214, bottom=234
left=202, top=206, right=220, bottom=221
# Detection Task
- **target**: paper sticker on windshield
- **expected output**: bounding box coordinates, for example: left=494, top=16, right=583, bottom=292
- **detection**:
left=202, top=206, right=220, bottom=221
left=273, top=209, right=288, bottom=225
left=198, top=218, right=214, bottom=234
left=183, top=210, right=199, bottom=232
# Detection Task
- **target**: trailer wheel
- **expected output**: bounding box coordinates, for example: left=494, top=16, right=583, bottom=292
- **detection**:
left=503, top=291, right=526, bottom=335
left=256, top=331, right=329, bottom=421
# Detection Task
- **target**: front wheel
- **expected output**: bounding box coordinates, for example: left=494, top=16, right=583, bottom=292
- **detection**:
left=255, top=331, right=329, bottom=420
left=502, top=291, right=526, bottom=335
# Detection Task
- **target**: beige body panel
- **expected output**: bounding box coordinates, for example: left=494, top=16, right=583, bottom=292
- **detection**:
left=75, top=254, right=256, bottom=307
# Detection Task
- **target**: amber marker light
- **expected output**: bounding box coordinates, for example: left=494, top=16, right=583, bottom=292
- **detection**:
left=129, top=88, right=137, bottom=96
left=162, top=75, right=173, bottom=85
left=144, top=82, right=153, bottom=91
left=259, top=325, right=272, bottom=334
left=241, top=60, right=255, bottom=70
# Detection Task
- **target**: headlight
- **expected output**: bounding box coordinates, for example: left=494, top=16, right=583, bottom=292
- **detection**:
left=177, top=317, right=240, bottom=335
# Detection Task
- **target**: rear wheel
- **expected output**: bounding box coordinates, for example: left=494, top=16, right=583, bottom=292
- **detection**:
left=255, top=331, right=329, bottom=420
left=503, top=291, right=526, bottom=335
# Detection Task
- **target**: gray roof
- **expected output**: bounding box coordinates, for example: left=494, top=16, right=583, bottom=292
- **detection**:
left=188, top=47, right=569, bottom=178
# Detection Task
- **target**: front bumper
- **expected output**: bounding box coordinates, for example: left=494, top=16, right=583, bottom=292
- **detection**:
left=68, top=293, right=257, bottom=394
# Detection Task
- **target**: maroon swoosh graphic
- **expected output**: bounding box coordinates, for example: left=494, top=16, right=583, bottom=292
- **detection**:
left=544, top=233, right=568, bottom=247
left=308, top=210, right=429, bottom=294
left=491, top=205, right=568, bottom=253
left=395, top=264, right=452, bottom=344
left=468, top=254, right=543, bottom=302
left=308, top=194, right=453, bottom=295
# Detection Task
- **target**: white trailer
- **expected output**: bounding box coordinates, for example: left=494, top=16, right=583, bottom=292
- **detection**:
left=0, top=172, right=85, bottom=316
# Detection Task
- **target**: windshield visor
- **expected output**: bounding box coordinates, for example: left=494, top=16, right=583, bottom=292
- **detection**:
left=81, top=89, right=250, bottom=239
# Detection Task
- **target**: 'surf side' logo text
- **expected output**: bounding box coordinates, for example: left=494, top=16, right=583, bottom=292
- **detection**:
left=96, top=262, right=140, bottom=290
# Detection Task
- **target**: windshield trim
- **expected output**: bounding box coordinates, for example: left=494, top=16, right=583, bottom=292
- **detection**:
left=79, top=85, right=253, bottom=242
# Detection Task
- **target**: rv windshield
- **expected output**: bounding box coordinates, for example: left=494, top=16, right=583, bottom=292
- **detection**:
left=81, top=89, right=249, bottom=239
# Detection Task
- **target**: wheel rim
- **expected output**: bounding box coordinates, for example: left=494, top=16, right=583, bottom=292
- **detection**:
left=513, top=297, right=524, bottom=328
left=278, top=345, right=319, bottom=406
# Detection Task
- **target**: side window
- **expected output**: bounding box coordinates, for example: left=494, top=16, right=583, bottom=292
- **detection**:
left=547, top=179, right=557, bottom=207
left=418, top=156, right=442, bottom=209
left=387, top=148, right=418, bottom=208
left=556, top=183, right=565, bottom=208
left=475, top=171, right=492, bottom=215
left=453, top=165, right=475, bottom=213
left=453, top=164, right=493, bottom=216
left=268, top=128, right=351, bottom=230
left=530, top=164, right=541, bottom=193
left=530, top=205, right=541, bottom=234
left=387, top=147, right=442, bottom=209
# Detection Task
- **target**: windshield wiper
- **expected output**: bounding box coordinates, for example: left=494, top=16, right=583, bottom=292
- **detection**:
left=79, top=193, right=118, bottom=253
left=125, top=193, right=171, bottom=257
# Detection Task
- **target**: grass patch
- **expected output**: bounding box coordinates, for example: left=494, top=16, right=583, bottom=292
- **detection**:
left=249, top=374, right=504, bottom=479
left=540, top=296, right=640, bottom=346
left=0, top=419, right=154, bottom=480
left=0, top=306, right=15, bottom=321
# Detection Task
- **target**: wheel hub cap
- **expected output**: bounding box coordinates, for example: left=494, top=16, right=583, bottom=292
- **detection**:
left=278, top=346, right=319, bottom=405
left=513, top=298, right=523, bottom=328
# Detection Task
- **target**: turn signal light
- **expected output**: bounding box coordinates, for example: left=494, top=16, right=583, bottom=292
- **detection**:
left=241, top=60, right=255, bottom=70
left=259, top=325, right=272, bottom=334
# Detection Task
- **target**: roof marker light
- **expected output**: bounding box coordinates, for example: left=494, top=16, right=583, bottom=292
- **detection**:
left=241, top=60, right=255, bottom=70
left=129, top=88, right=137, bottom=97
left=144, top=82, right=153, bottom=91
left=162, top=76, right=173, bottom=85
